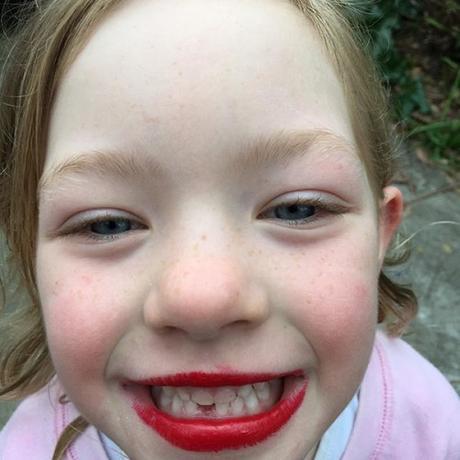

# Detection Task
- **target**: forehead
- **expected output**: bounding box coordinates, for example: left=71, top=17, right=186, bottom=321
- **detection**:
left=45, top=0, right=357, bottom=175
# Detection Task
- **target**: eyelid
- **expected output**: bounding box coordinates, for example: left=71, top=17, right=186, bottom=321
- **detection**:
left=56, top=209, right=148, bottom=240
left=268, top=190, right=345, bottom=205
left=260, top=191, right=346, bottom=211
left=257, top=192, right=349, bottom=227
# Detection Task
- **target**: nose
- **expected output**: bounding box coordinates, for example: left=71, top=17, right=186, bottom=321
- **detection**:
left=143, top=256, right=269, bottom=341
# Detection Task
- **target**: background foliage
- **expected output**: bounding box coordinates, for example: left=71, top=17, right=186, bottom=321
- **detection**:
left=361, top=0, right=460, bottom=172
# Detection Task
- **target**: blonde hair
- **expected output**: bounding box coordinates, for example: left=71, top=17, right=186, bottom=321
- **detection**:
left=0, top=0, right=417, bottom=456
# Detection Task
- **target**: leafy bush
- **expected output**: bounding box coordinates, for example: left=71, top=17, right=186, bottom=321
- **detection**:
left=358, top=0, right=460, bottom=171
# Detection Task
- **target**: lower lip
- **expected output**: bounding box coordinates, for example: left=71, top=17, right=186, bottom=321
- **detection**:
left=132, top=377, right=307, bottom=452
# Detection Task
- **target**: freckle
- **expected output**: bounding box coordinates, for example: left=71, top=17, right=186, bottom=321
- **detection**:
left=81, top=275, right=92, bottom=286
left=201, top=234, right=207, bottom=241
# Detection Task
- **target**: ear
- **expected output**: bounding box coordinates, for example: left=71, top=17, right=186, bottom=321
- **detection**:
left=378, top=185, right=404, bottom=266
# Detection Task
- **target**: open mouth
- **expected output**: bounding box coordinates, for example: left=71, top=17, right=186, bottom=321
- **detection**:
left=151, top=378, right=282, bottom=418
left=129, top=371, right=307, bottom=452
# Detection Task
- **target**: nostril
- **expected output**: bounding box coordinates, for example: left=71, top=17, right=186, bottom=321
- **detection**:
left=155, top=325, right=180, bottom=336
left=230, top=319, right=254, bottom=329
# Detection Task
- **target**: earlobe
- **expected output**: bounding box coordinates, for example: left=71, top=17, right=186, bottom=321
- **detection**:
left=378, top=185, right=404, bottom=264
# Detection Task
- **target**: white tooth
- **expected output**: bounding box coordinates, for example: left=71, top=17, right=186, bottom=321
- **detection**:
left=254, top=382, right=270, bottom=401
left=178, top=387, right=191, bottom=401
left=246, top=390, right=260, bottom=414
left=184, top=400, right=199, bottom=416
left=238, top=385, right=252, bottom=398
left=171, top=395, right=183, bottom=416
left=191, top=389, right=214, bottom=405
left=216, top=402, right=229, bottom=416
left=163, top=386, right=175, bottom=397
left=254, top=382, right=268, bottom=392
left=159, top=392, right=173, bottom=409
left=231, top=397, right=244, bottom=416
left=214, top=387, right=237, bottom=404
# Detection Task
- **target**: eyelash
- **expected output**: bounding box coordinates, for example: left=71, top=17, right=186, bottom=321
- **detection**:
left=59, top=215, right=147, bottom=242
left=258, top=196, right=346, bottom=227
left=58, top=196, right=345, bottom=242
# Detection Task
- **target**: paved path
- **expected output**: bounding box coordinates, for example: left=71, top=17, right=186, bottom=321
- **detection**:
left=1, top=151, right=459, bottom=429
left=394, top=149, right=460, bottom=394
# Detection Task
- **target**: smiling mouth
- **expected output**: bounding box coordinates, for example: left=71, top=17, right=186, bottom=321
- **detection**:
left=130, top=371, right=307, bottom=452
left=151, top=378, right=282, bottom=418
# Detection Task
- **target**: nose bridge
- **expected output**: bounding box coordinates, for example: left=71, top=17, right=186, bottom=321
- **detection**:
left=143, top=228, right=269, bottom=340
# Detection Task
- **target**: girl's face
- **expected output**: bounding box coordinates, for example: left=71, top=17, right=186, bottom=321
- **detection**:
left=36, top=0, right=402, bottom=458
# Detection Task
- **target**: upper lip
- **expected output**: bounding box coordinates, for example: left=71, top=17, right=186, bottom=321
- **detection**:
left=133, top=370, right=304, bottom=387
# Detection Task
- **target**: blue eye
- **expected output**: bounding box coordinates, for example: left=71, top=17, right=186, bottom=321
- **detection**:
left=272, top=203, right=316, bottom=221
left=259, top=196, right=346, bottom=227
left=59, top=213, right=147, bottom=242
left=90, top=218, right=133, bottom=235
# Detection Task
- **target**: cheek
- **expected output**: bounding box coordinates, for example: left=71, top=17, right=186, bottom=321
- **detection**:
left=271, top=235, right=380, bottom=367
left=286, top=270, right=378, bottom=347
left=38, top=269, right=130, bottom=387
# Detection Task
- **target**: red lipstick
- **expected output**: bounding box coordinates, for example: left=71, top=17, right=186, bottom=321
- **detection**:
left=131, top=371, right=307, bottom=452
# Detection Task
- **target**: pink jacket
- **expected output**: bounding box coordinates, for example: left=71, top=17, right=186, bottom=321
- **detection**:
left=1, top=331, right=459, bottom=459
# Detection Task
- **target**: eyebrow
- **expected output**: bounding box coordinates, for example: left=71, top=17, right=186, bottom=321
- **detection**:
left=38, top=128, right=355, bottom=198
